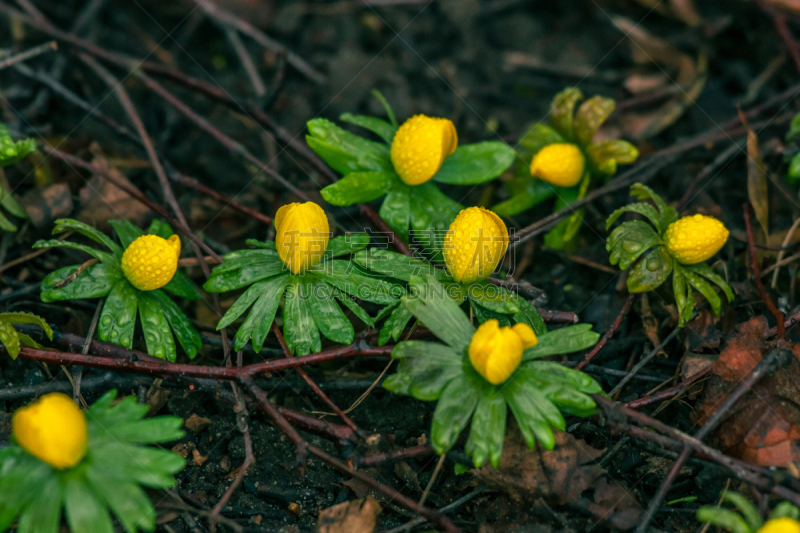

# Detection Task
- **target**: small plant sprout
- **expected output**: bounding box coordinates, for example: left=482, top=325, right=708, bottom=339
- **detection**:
left=354, top=206, right=546, bottom=346
left=0, top=122, right=36, bottom=231
left=494, top=87, right=639, bottom=249
left=0, top=312, right=53, bottom=359
left=204, top=201, right=403, bottom=356
left=307, top=90, right=515, bottom=246
left=606, top=183, right=733, bottom=325
left=34, top=219, right=202, bottom=361
left=697, top=490, right=800, bottom=533
left=384, top=275, right=602, bottom=467
left=0, top=391, right=185, bottom=533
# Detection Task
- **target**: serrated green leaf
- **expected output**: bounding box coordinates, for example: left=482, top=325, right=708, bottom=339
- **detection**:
left=0, top=454, right=51, bottom=530
left=433, top=142, right=515, bottom=185
left=629, top=183, right=669, bottom=215
left=339, top=113, right=397, bottom=143
left=573, top=96, right=615, bottom=146
left=283, top=276, right=321, bottom=356
left=0, top=321, right=20, bottom=359
left=386, top=340, right=464, bottom=399
left=52, top=219, right=122, bottom=256
left=311, top=259, right=402, bottom=304
left=85, top=468, right=155, bottom=533
left=217, top=275, right=281, bottom=330
left=403, top=275, right=474, bottom=352
left=672, top=266, right=693, bottom=327
left=100, top=416, right=184, bottom=445
left=696, top=507, right=751, bottom=533
left=203, top=251, right=286, bottom=292
left=41, top=263, right=121, bottom=302
left=683, top=262, right=734, bottom=302
left=512, top=297, right=547, bottom=336
left=33, top=239, right=118, bottom=266
left=520, top=361, right=603, bottom=395
left=306, top=118, right=392, bottom=173
left=0, top=124, right=35, bottom=167
left=522, top=324, right=600, bottom=361
left=321, top=171, right=395, bottom=205
left=378, top=303, right=413, bottom=345
left=684, top=269, right=722, bottom=317
left=587, top=140, right=639, bottom=175
left=230, top=276, right=288, bottom=352
left=149, top=290, right=202, bottom=359
left=503, top=377, right=563, bottom=450
left=138, top=291, right=176, bottom=362
left=91, top=442, right=184, bottom=488
left=607, top=220, right=661, bottom=270
left=108, top=220, right=143, bottom=249
left=308, top=279, right=354, bottom=344
left=16, top=473, right=61, bottom=533
left=465, top=388, right=506, bottom=468
left=354, top=248, right=449, bottom=282
left=627, top=245, right=673, bottom=293
left=550, top=87, right=583, bottom=141
left=64, top=477, right=114, bottom=533
left=98, top=280, right=138, bottom=349
left=333, top=289, right=374, bottom=327
left=0, top=312, right=52, bottom=339
left=431, top=373, right=480, bottom=454
left=605, top=202, right=662, bottom=230
left=721, top=491, right=763, bottom=532
left=467, top=282, right=520, bottom=314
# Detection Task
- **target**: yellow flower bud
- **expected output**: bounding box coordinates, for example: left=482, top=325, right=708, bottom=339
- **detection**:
left=121, top=234, right=181, bottom=291
left=443, top=207, right=508, bottom=284
left=390, top=114, right=457, bottom=185
left=664, top=214, right=729, bottom=265
left=530, top=143, right=585, bottom=187
left=759, top=517, right=800, bottom=533
left=12, top=393, right=88, bottom=469
left=469, top=320, right=537, bottom=385
left=275, top=202, right=330, bottom=274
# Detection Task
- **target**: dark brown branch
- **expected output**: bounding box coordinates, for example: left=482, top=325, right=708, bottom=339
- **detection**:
left=575, top=294, right=635, bottom=371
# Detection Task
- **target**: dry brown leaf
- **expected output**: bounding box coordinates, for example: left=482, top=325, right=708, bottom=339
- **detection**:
left=21, top=183, right=73, bottom=228
left=630, top=0, right=702, bottom=25
left=474, top=429, right=642, bottom=530
left=78, top=154, right=150, bottom=232
left=185, top=413, right=212, bottom=433
left=740, top=109, right=770, bottom=237
left=317, top=497, right=382, bottom=533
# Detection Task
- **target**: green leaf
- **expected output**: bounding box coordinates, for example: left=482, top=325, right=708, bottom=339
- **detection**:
left=0, top=312, right=53, bottom=339
left=354, top=249, right=449, bottom=282
left=339, top=113, right=397, bottom=144
left=90, top=442, right=184, bottom=488
left=587, top=140, right=639, bottom=175
left=146, top=219, right=173, bottom=239
left=326, top=233, right=371, bottom=258
left=378, top=303, right=413, bottom=345
left=467, top=282, right=520, bottom=314
left=149, top=290, right=203, bottom=359
left=770, top=502, right=800, bottom=520
left=433, top=142, right=515, bottom=185
left=606, top=220, right=661, bottom=270
left=683, top=262, right=734, bottom=302
left=231, top=276, right=288, bottom=352
left=98, top=279, right=138, bottom=349
left=333, top=289, right=375, bottom=327
left=52, top=219, right=122, bottom=256
left=543, top=176, right=588, bottom=250
left=605, top=202, right=662, bottom=230
left=85, top=468, right=155, bottom=533
left=410, top=182, right=463, bottom=239
left=503, top=377, right=564, bottom=450
left=627, top=245, right=673, bottom=293
left=0, top=124, right=35, bottom=167
left=512, top=297, right=547, bottom=336
left=371, top=89, right=398, bottom=127
left=41, top=263, right=121, bottom=302
left=0, top=321, right=20, bottom=359
left=0, top=454, right=51, bottom=530
left=138, top=291, right=176, bottom=362
left=684, top=269, right=722, bottom=317
left=465, top=388, right=506, bottom=468
left=672, top=266, right=693, bottom=327
left=16, top=473, right=62, bottom=533
left=550, top=87, right=583, bottom=141
left=629, top=183, right=669, bottom=216
left=696, top=507, right=751, bottom=533
left=16, top=332, right=44, bottom=350
left=100, top=416, right=184, bottom=445
left=386, top=340, right=464, bottom=399
left=87, top=394, right=148, bottom=430
left=308, top=279, right=354, bottom=344
left=523, top=324, right=600, bottom=360
left=0, top=208, right=17, bottom=231
left=306, top=118, right=392, bottom=174
left=311, top=260, right=402, bottom=304
left=33, top=239, right=118, bottom=266
left=471, top=299, right=511, bottom=326
left=321, top=171, right=395, bottom=205
left=518, top=123, right=566, bottom=155
left=283, top=276, right=321, bottom=356
left=492, top=178, right=555, bottom=217
left=721, top=491, right=763, bottom=532
left=203, top=250, right=286, bottom=292
left=379, top=186, right=411, bottom=241
left=573, top=96, right=615, bottom=146
left=245, top=238, right=276, bottom=250
left=162, top=271, right=200, bottom=300
left=521, top=362, right=604, bottom=395
left=431, top=373, right=480, bottom=454
left=0, top=184, right=26, bottom=219
left=403, top=275, right=475, bottom=352
left=109, top=220, right=143, bottom=249
left=64, top=477, right=114, bottom=533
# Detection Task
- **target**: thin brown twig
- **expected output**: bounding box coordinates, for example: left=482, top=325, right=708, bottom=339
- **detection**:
left=0, top=231, right=72, bottom=276
left=0, top=40, right=56, bottom=70
left=623, top=365, right=713, bottom=410
left=169, top=171, right=273, bottom=225
left=744, top=204, right=785, bottom=339
left=51, top=258, right=98, bottom=290
left=755, top=0, right=800, bottom=73
left=575, top=294, right=636, bottom=371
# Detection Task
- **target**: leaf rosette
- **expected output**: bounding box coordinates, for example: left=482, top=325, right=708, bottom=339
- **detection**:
left=34, top=219, right=202, bottom=362
left=384, top=275, right=602, bottom=467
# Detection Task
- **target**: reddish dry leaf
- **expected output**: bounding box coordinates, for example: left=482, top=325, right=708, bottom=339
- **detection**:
left=20, top=183, right=73, bottom=228
left=78, top=158, right=150, bottom=232
left=317, top=497, right=381, bottom=533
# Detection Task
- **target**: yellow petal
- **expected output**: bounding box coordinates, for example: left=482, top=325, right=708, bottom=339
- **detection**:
left=275, top=202, right=330, bottom=274
left=390, top=114, right=458, bottom=185
left=530, top=143, right=585, bottom=187
left=664, top=214, right=729, bottom=265
left=469, top=319, right=525, bottom=385
left=12, top=393, right=88, bottom=469
left=121, top=234, right=181, bottom=291
left=443, top=207, right=508, bottom=284
left=511, top=323, right=538, bottom=349
left=759, top=517, right=800, bottom=533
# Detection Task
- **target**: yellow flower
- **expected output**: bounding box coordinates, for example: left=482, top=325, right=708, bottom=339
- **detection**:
left=275, top=202, right=330, bottom=274
left=121, top=234, right=181, bottom=291
left=390, top=114, right=457, bottom=185
left=12, top=393, right=88, bottom=469
left=443, top=207, right=508, bottom=284
left=469, top=320, right=538, bottom=385
left=759, top=517, right=800, bottom=533
left=530, top=143, right=585, bottom=187
left=664, top=214, right=729, bottom=265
